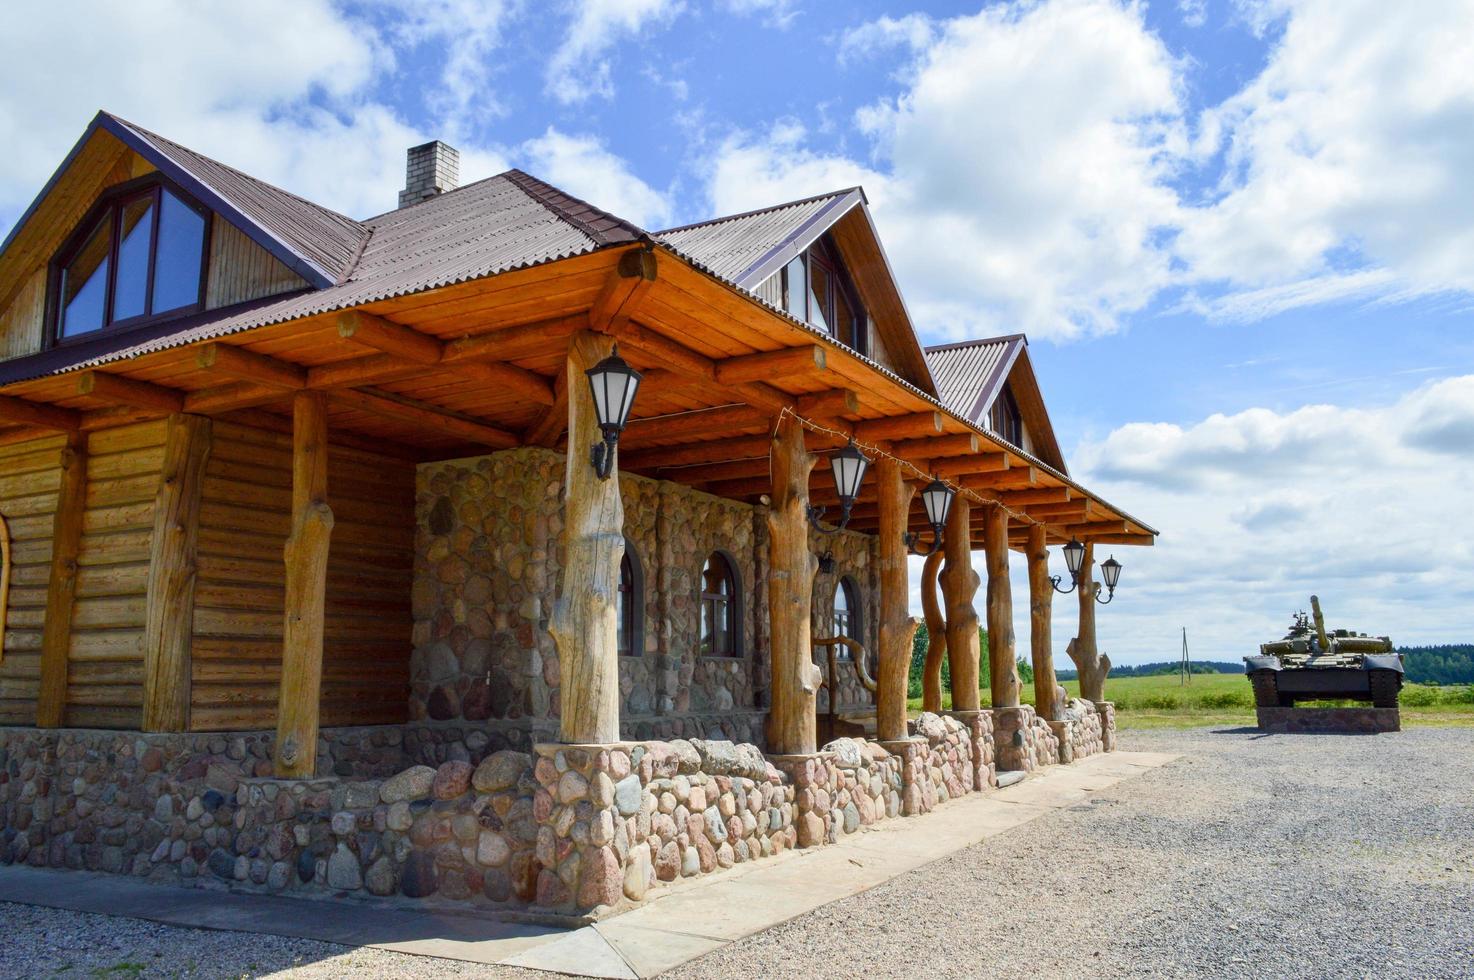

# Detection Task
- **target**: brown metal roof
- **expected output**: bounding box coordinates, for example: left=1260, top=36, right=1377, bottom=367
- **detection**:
left=924, top=335, right=1025, bottom=424
left=655, top=189, right=856, bottom=287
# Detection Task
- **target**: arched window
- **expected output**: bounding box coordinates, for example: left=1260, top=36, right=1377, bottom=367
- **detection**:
left=700, top=552, right=741, bottom=657
left=833, top=576, right=861, bottom=660
left=50, top=176, right=210, bottom=342
left=618, top=539, right=644, bottom=657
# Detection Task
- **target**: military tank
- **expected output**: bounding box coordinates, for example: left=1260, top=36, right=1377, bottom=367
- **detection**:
left=1244, top=595, right=1403, bottom=708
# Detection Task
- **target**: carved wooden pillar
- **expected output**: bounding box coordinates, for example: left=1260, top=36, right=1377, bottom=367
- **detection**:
left=984, top=503, right=1019, bottom=709
left=550, top=331, right=626, bottom=744
left=940, top=495, right=980, bottom=712
left=874, top=456, right=916, bottom=742
left=37, top=431, right=86, bottom=728
left=766, top=413, right=820, bottom=754
left=920, top=548, right=947, bottom=713
left=1068, top=541, right=1111, bottom=702
left=142, top=414, right=212, bottom=732
left=1026, top=523, right=1060, bottom=721
left=274, top=392, right=334, bottom=777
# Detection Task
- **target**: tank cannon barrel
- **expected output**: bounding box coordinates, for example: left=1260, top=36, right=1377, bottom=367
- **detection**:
left=1310, top=595, right=1330, bottom=650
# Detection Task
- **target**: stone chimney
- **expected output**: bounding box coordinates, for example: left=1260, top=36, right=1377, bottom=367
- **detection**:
left=398, top=140, right=460, bottom=208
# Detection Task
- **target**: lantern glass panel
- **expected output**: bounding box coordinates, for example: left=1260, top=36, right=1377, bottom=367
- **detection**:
left=1101, top=556, right=1122, bottom=589
left=830, top=444, right=869, bottom=503
left=1063, top=538, right=1085, bottom=576
left=586, top=351, right=642, bottom=430
left=920, top=479, right=954, bottom=528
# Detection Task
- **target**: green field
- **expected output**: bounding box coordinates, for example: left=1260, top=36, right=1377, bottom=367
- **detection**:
left=907, top=671, right=1474, bottom=729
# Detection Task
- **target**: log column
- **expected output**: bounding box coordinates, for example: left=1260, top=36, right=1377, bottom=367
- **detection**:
left=550, top=331, right=626, bottom=744
left=142, top=414, right=213, bottom=732
left=920, top=548, right=947, bottom=713
left=939, top=495, right=980, bottom=712
left=766, top=413, right=821, bottom=755
left=273, top=392, right=334, bottom=777
left=874, top=456, right=916, bottom=742
left=37, top=432, right=87, bottom=728
left=1026, top=523, right=1061, bottom=721
left=984, top=503, right=1019, bottom=709
left=1067, top=541, right=1111, bottom=702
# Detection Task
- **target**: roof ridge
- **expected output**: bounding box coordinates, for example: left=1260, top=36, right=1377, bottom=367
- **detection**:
left=501, top=169, right=645, bottom=246
left=924, top=334, right=1028, bottom=354
left=360, top=171, right=514, bottom=223
left=105, top=113, right=366, bottom=230
left=655, top=186, right=863, bottom=235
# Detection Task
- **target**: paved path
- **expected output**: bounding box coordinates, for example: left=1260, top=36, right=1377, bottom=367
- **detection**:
left=0, top=750, right=1174, bottom=978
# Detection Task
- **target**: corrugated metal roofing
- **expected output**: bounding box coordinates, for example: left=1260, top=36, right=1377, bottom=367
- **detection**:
left=655, top=190, right=853, bottom=287
left=109, top=114, right=370, bottom=286
left=924, top=336, right=1025, bottom=424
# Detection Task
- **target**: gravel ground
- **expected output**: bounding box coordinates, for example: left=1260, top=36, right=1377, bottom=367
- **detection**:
left=3, top=727, right=1472, bottom=979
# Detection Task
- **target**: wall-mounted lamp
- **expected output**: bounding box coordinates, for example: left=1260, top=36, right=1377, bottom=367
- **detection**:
left=585, top=344, right=642, bottom=480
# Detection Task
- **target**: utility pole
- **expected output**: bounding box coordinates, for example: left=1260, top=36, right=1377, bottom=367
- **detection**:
left=1180, top=627, right=1191, bottom=685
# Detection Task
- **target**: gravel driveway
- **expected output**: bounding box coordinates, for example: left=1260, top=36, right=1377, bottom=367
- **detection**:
left=4, top=727, right=1471, bottom=979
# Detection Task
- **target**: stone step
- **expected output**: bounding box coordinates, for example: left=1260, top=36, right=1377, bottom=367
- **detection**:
left=996, top=770, right=1028, bottom=789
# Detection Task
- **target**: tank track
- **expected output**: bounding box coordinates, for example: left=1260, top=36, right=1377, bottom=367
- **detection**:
left=1368, top=670, right=1401, bottom=709
left=1249, top=671, right=1292, bottom=708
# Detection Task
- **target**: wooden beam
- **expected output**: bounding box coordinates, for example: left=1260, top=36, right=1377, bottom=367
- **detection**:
left=875, top=455, right=917, bottom=742
left=714, top=345, right=825, bottom=385
left=524, top=370, right=569, bottom=447
left=338, top=310, right=442, bottom=364
left=766, top=413, right=820, bottom=755
left=552, top=331, right=625, bottom=744
left=142, top=414, right=212, bottom=732
left=274, top=392, right=333, bottom=778
left=0, top=394, right=80, bottom=431
left=794, top=388, right=859, bottom=420
left=621, top=404, right=768, bottom=446
left=307, top=353, right=427, bottom=390
left=332, top=388, right=519, bottom=449
left=940, top=495, right=980, bottom=712
left=984, top=503, right=1019, bottom=709
left=37, top=432, right=86, bottom=727
left=890, top=432, right=979, bottom=461
left=929, top=453, right=1009, bottom=478
left=589, top=247, right=658, bottom=332
left=656, top=456, right=770, bottom=484
left=1027, top=523, right=1061, bottom=723
left=1081, top=532, right=1155, bottom=546
left=962, top=467, right=1040, bottom=491
left=453, top=360, right=557, bottom=406
left=1060, top=520, right=1130, bottom=538
left=197, top=343, right=307, bottom=389
left=991, top=487, right=1072, bottom=507
left=442, top=316, right=583, bottom=363
left=77, top=371, right=185, bottom=413
left=620, top=434, right=773, bottom=470
left=613, top=322, right=792, bottom=415
left=852, top=412, right=943, bottom=443
left=183, top=382, right=290, bottom=414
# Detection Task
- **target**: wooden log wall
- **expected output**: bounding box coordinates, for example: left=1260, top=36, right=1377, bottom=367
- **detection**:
left=0, top=434, right=68, bottom=723
left=205, top=220, right=308, bottom=309
left=191, top=419, right=413, bottom=732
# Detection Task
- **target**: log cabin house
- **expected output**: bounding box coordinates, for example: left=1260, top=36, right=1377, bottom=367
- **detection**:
left=0, top=112, right=1154, bottom=914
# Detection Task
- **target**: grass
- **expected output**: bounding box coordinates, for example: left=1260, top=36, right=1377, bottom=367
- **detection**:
left=906, top=672, right=1474, bottom=730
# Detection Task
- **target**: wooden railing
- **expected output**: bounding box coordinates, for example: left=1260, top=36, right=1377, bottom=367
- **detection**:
left=813, top=635, right=878, bottom=742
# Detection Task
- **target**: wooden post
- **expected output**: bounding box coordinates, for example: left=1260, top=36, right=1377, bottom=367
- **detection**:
left=1067, top=541, right=1111, bottom=702
left=939, top=495, right=980, bottom=712
left=1026, top=523, right=1060, bottom=720
left=37, top=432, right=86, bottom=728
left=984, top=503, right=1019, bottom=709
left=273, top=392, right=334, bottom=777
left=766, top=412, right=821, bottom=755
left=142, top=415, right=212, bottom=732
left=920, top=548, right=947, bottom=713
left=875, top=456, right=916, bottom=742
left=550, top=331, right=625, bottom=744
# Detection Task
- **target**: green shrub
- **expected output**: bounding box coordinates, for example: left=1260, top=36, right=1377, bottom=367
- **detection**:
left=1401, top=685, right=1439, bottom=706
left=1197, top=690, right=1252, bottom=709
left=1445, top=685, right=1474, bottom=705
left=1138, top=694, right=1183, bottom=710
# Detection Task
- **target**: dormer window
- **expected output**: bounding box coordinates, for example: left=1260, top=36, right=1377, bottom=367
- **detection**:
left=51, top=177, right=209, bottom=341
left=780, top=235, right=867, bottom=355
left=990, top=386, right=1023, bottom=447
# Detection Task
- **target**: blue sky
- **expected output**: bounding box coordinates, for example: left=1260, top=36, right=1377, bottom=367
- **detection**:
left=2, top=0, right=1472, bottom=665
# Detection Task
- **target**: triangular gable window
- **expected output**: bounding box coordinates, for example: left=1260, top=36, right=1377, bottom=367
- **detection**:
left=772, top=233, right=868, bottom=356
left=51, top=176, right=210, bottom=342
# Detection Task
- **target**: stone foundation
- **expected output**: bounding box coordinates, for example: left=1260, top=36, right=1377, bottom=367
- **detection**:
left=1094, top=701, right=1117, bottom=752
left=1255, top=706, right=1400, bottom=733
left=991, top=704, right=1060, bottom=772
left=1048, top=698, right=1106, bottom=764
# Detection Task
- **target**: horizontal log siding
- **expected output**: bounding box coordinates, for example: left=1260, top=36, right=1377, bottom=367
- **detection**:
left=0, top=434, right=68, bottom=723
left=66, top=420, right=169, bottom=729
left=190, top=420, right=413, bottom=732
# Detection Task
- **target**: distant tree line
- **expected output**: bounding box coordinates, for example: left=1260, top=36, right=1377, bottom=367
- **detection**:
left=1398, top=645, right=1474, bottom=685
left=1056, top=661, right=1242, bottom=680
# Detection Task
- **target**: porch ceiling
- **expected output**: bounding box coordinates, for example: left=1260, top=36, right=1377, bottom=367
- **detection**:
left=0, top=242, right=1154, bottom=551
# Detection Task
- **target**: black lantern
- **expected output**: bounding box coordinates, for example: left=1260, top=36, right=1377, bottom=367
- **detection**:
left=807, top=441, right=871, bottom=534
left=1097, top=555, right=1122, bottom=604
left=1051, top=538, right=1086, bottom=594
left=905, top=477, right=954, bottom=556
left=817, top=551, right=837, bottom=575
left=585, top=344, right=642, bottom=480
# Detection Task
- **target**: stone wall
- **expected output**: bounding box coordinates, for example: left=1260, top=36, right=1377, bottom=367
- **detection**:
left=412, top=449, right=774, bottom=744
left=992, top=704, right=1061, bottom=773
left=1095, top=701, right=1117, bottom=752
left=1053, top=698, right=1105, bottom=763
left=775, top=737, right=903, bottom=848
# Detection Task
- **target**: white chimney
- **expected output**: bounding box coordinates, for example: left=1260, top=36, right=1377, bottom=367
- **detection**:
left=398, top=140, right=460, bottom=208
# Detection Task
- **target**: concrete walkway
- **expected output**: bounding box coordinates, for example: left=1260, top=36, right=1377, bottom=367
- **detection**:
left=0, top=750, right=1175, bottom=978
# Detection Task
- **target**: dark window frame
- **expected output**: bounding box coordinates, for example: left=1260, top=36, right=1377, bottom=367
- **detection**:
left=833, top=575, right=862, bottom=660
left=618, top=538, right=645, bottom=657
left=989, top=386, right=1024, bottom=447
left=698, top=550, right=743, bottom=658
left=780, top=234, right=868, bottom=356
left=45, top=173, right=213, bottom=349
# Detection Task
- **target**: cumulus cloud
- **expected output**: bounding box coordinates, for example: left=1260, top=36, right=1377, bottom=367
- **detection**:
left=545, top=0, right=684, bottom=104
left=376, top=0, right=523, bottom=126
left=519, top=128, right=673, bottom=229
left=836, top=14, right=938, bottom=64
left=1062, top=376, right=1474, bottom=663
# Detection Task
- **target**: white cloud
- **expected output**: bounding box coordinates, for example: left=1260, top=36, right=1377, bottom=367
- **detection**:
left=720, top=0, right=799, bottom=29
left=545, top=0, right=684, bottom=104
left=376, top=0, right=523, bottom=127
left=836, top=14, right=937, bottom=64
left=519, top=128, right=673, bottom=229
left=707, top=0, right=1186, bottom=342
left=1177, top=0, right=1207, bottom=27
left=1064, top=376, right=1474, bottom=663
